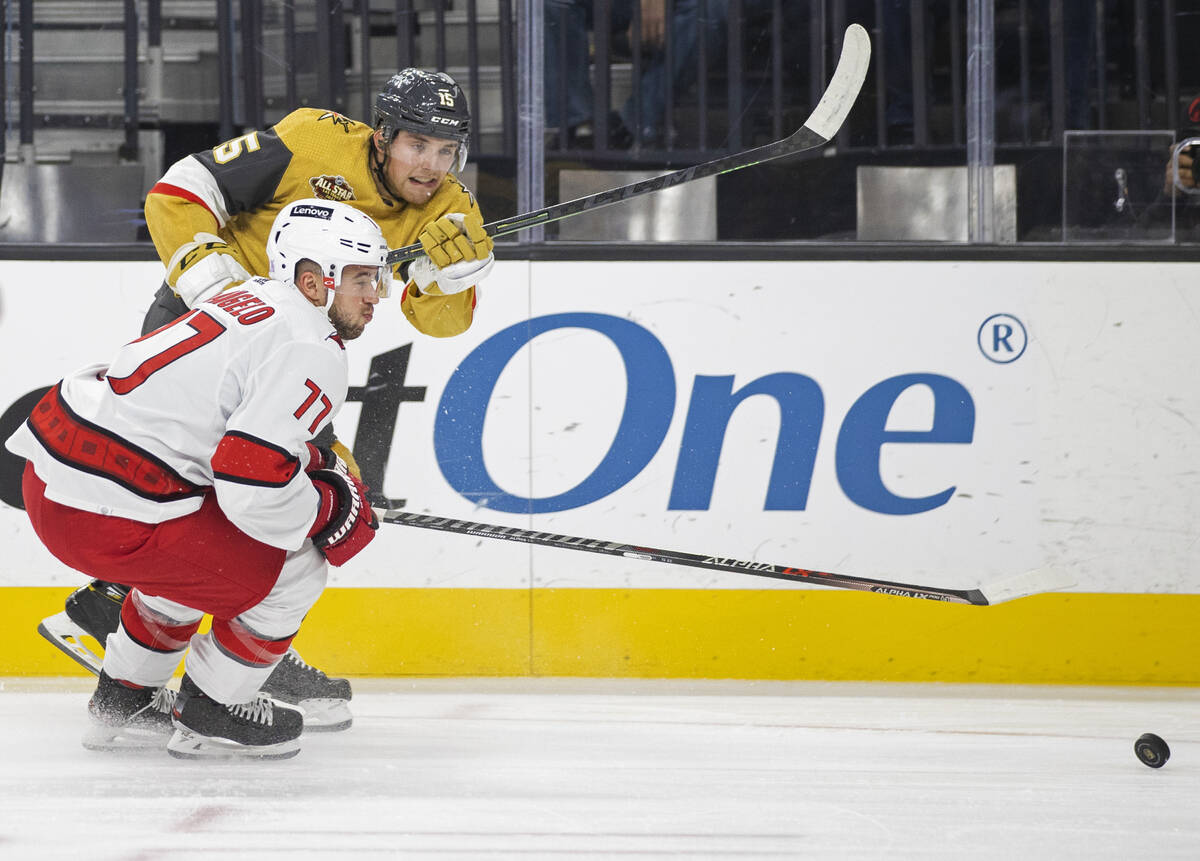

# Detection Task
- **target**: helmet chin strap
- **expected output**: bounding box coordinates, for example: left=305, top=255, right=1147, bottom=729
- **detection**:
left=369, top=136, right=407, bottom=203
left=321, top=276, right=337, bottom=310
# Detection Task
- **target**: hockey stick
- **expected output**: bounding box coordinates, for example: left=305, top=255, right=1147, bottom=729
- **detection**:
left=386, top=22, right=873, bottom=265
left=373, top=508, right=1072, bottom=606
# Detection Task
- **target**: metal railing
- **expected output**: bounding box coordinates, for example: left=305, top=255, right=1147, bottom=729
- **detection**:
left=1, top=1, right=1197, bottom=245
left=539, top=0, right=1193, bottom=157
left=3, top=2, right=1193, bottom=161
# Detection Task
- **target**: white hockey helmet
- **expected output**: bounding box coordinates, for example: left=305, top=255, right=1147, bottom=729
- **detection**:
left=266, top=199, right=392, bottom=300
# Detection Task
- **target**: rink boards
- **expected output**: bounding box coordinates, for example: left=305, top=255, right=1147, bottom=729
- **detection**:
left=1, top=258, right=1198, bottom=682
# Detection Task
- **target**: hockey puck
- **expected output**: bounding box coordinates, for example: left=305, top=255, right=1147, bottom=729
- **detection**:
left=1134, top=733, right=1170, bottom=768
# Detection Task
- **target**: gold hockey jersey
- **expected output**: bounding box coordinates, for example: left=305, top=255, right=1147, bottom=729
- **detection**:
left=145, top=108, right=481, bottom=338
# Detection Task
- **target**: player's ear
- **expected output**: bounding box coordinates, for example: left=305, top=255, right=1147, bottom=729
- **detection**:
left=295, top=267, right=325, bottom=307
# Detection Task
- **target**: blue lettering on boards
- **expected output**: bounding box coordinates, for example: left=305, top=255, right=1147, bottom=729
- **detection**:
left=435, top=313, right=675, bottom=513
left=668, top=373, right=824, bottom=510
left=436, top=315, right=976, bottom=517
left=834, top=374, right=975, bottom=515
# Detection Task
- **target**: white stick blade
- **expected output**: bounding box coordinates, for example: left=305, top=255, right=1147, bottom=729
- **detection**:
left=978, top=567, right=1076, bottom=605
left=804, top=23, right=873, bottom=141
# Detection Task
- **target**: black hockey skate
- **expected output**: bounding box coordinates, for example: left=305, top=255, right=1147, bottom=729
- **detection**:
left=168, top=674, right=304, bottom=760
left=82, top=670, right=176, bottom=752
left=38, top=580, right=129, bottom=675
left=39, top=580, right=354, bottom=732
left=261, top=649, right=353, bottom=732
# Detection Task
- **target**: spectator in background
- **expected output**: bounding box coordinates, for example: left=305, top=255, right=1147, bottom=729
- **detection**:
left=1138, top=96, right=1200, bottom=237
left=545, top=0, right=729, bottom=149
left=882, top=0, right=1096, bottom=145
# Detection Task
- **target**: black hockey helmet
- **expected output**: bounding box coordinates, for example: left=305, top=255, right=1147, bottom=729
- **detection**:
left=373, top=69, right=470, bottom=172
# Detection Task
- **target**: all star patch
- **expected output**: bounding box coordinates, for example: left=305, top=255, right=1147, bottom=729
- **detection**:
left=309, top=174, right=356, bottom=202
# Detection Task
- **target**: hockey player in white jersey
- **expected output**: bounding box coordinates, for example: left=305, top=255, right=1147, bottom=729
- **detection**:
left=5, top=199, right=385, bottom=759
left=37, top=68, right=494, bottom=728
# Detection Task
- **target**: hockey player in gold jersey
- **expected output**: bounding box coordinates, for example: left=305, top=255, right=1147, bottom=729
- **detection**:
left=37, top=70, right=493, bottom=733
left=144, top=68, right=493, bottom=339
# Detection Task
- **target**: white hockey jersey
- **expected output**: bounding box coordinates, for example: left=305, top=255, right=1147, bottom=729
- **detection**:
left=5, top=277, right=347, bottom=552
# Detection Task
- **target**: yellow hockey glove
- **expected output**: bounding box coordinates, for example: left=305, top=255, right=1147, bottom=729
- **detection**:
left=165, top=232, right=252, bottom=308
left=330, top=439, right=362, bottom=480
left=407, top=253, right=494, bottom=296
left=417, top=212, right=494, bottom=268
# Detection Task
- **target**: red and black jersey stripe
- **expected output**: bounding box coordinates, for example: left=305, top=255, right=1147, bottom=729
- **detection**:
left=211, top=431, right=302, bottom=488
left=26, top=384, right=204, bottom=502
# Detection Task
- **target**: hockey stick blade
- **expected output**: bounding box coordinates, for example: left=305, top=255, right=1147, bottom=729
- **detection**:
left=386, top=23, right=872, bottom=264
left=374, top=509, right=1067, bottom=606
left=975, top=566, right=1076, bottom=605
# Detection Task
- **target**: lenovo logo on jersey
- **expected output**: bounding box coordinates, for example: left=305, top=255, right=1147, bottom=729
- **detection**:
left=292, top=204, right=333, bottom=220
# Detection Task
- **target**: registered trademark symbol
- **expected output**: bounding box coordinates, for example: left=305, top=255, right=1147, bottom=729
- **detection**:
left=977, top=313, right=1027, bottom=364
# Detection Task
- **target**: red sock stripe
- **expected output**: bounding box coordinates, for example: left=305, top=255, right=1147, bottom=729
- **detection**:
left=211, top=617, right=295, bottom=667
left=120, top=592, right=200, bottom=654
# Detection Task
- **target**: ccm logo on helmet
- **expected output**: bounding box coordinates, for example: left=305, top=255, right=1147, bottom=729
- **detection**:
left=431, top=116, right=460, bottom=126
left=292, top=204, right=334, bottom=219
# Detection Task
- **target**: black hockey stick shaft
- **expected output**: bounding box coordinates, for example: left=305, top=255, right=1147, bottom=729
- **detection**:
left=386, top=23, right=872, bottom=265
left=374, top=509, right=989, bottom=605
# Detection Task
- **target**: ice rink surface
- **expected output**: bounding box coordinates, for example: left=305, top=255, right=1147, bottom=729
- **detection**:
left=1, top=678, right=1197, bottom=860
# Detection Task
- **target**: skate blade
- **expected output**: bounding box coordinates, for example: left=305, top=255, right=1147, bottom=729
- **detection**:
left=166, top=728, right=301, bottom=761
left=296, top=698, right=353, bottom=733
left=81, top=722, right=171, bottom=753
left=38, top=612, right=104, bottom=676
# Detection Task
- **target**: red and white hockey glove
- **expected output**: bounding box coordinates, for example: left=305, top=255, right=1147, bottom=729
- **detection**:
left=308, top=468, right=378, bottom=566
left=305, top=440, right=362, bottom=479
left=305, top=442, right=350, bottom=476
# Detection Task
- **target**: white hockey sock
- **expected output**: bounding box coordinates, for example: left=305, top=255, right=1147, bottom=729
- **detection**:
left=103, top=625, right=187, bottom=688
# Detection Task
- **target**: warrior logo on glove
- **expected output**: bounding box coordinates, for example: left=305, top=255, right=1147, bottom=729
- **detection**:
left=308, top=469, right=378, bottom=567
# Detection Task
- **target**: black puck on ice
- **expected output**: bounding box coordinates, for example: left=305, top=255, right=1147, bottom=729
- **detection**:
left=1134, top=733, right=1170, bottom=768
